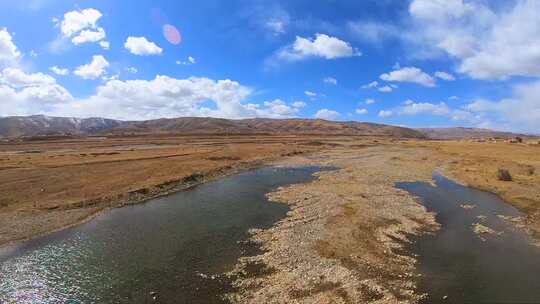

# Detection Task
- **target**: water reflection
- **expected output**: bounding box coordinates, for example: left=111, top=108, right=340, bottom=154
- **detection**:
left=0, top=166, right=325, bottom=303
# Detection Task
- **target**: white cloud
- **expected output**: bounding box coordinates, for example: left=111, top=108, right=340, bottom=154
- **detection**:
left=409, top=0, right=540, bottom=80
left=42, top=76, right=305, bottom=120
left=292, top=101, right=306, bottom=108
left=250, top=3, right=290, bottom=36
left=386, top=99, right=479, bottom=126
left=380, top=66, right=436, bottom=87
left=0, top=68, right=73, bottom=116
left=125, top=67, right=137, bottom=74
left=304, top=90, right=317, bottom=97
left=74, top=55, right=109, bottom=79
left=0, top=28, right=21, bottom=64
left=276, top=33, right=360, bottom=61
left=49, top=66, right=69, bottom=76
left=57, top=8, right=108, bottom=48
left=59, top=8, right=102, bottom=37
left=434, top=71, right=456, bottom=81
left=378, top=85, right=393, bottom=93
left=124, top=37, right=163, bottom=56
left=361, top=81, right=378, bottom=89
left=1, top=68, right=55, bottom=88
left=324, top=77, right=337, bottom=85
left=71, top=28, right=105, bottom=45
left=315, top=108, right=340, bottom=120
left=0, top=72, right=302, bottom=120
left=347, top=21, right=399, bottom=45
left=465, top=80, right=540, bottom=133
left=356, top=108, right=368, bottom=115
left=176, top=56, right=196, bottom=65
left=99, top=41, right=110, bottom=50
left=449, top=96, right=459, bottom=100
left=400, top=101, right=451, bottom=116
left=260, top=99, right=302, bottom=118
left=378, top=110, right=393, bottom=118
left=101, top=74, right=119, bottom=81
left=365, top=98, right=375, bottom=105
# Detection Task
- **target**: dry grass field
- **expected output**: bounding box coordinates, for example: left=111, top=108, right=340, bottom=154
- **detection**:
left=0, top=134, right=338, bottom=245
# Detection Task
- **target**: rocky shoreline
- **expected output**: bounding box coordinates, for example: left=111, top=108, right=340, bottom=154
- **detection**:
left=227, top=146, right=441, bottom=303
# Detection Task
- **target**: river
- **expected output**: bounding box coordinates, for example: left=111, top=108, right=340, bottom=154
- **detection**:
left=0, top=166, right=324, bottom=304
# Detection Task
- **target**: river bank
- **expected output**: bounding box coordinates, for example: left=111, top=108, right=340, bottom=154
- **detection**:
left=0, top=134, right=333, bottom=246
left=227, top=145, right=442, bottom=303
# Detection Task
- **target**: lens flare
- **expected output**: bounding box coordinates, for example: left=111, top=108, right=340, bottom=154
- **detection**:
left=163, top=24, right=181, bottom=45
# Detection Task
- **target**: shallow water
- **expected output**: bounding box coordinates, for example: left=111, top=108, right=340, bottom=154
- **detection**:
left=0, top=166, right=324, bottom=304
left=397, top=173, right=540, bottom=304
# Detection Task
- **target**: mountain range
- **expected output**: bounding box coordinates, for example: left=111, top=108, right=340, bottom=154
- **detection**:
left=0, top=115, right=526, bottom=140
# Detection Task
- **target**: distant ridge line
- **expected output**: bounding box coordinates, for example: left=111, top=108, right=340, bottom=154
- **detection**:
left=0, top=115, right=424, bottom=139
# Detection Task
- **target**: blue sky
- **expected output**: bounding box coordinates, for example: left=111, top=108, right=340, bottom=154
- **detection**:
left=0, top=0, right=539, bottom=133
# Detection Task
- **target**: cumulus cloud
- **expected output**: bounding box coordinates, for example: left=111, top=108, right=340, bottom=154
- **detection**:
left=465, top=80, right=540, bottom=133
left=258, top=99, right=302, bottom=118
left=304, top=90, right=317, bottom=97
left=56, top=8, right=109, bottom=49
left=356, top=108, right=368, bottom=115
left=124, top=37, right=163, bottom=56
left=0, top=68, right=73, bottom=116
left=1, top=68, right=55, bottom=88
left=365, top=98, right=375, bottom=105
left=99, top=41, right=110, bottom=50
left=0, top=28, right=21, bottom=65
left=382, top=99, right=479, bottom=127
left=176, top=56, right=196, bottom=65
left=378, top=110, right=393, bottom=118
left=292, top=101, right=306, bottom=108
left=315, top=108, right=340, bottom=120
left=50, top=66, right=69, bottom=76
left=72, top=28, right=106, bottom=45
left=324, top=77, right=337, bottom=85
left=380, top=66, right=436, bottom=87
left=59, top=8, right=102, bottom=37
left=276, top=33, right=360, bottom=61
left=378, top=85, right=393, bottom=93
left=4, top=75, right=305, bottom=121
left=125, top=67, right=137, bottom=74
left=434, top=71, right=456, bottom=81
left=408, top=0, right=540, bottom=80
left=74, top=55, right=109, bottom=79
left=361, top=81, right=378, bottom=89
left=400, top=101, right=451, bottom=116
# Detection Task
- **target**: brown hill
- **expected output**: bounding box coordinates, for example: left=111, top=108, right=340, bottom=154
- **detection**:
left=0, top=115, right=425, bottom=138
left=110, top=117, right=425, bottom=138
left=0, top=115, right=122, bottom=138
left=417, top=127, right=525, bottom=140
